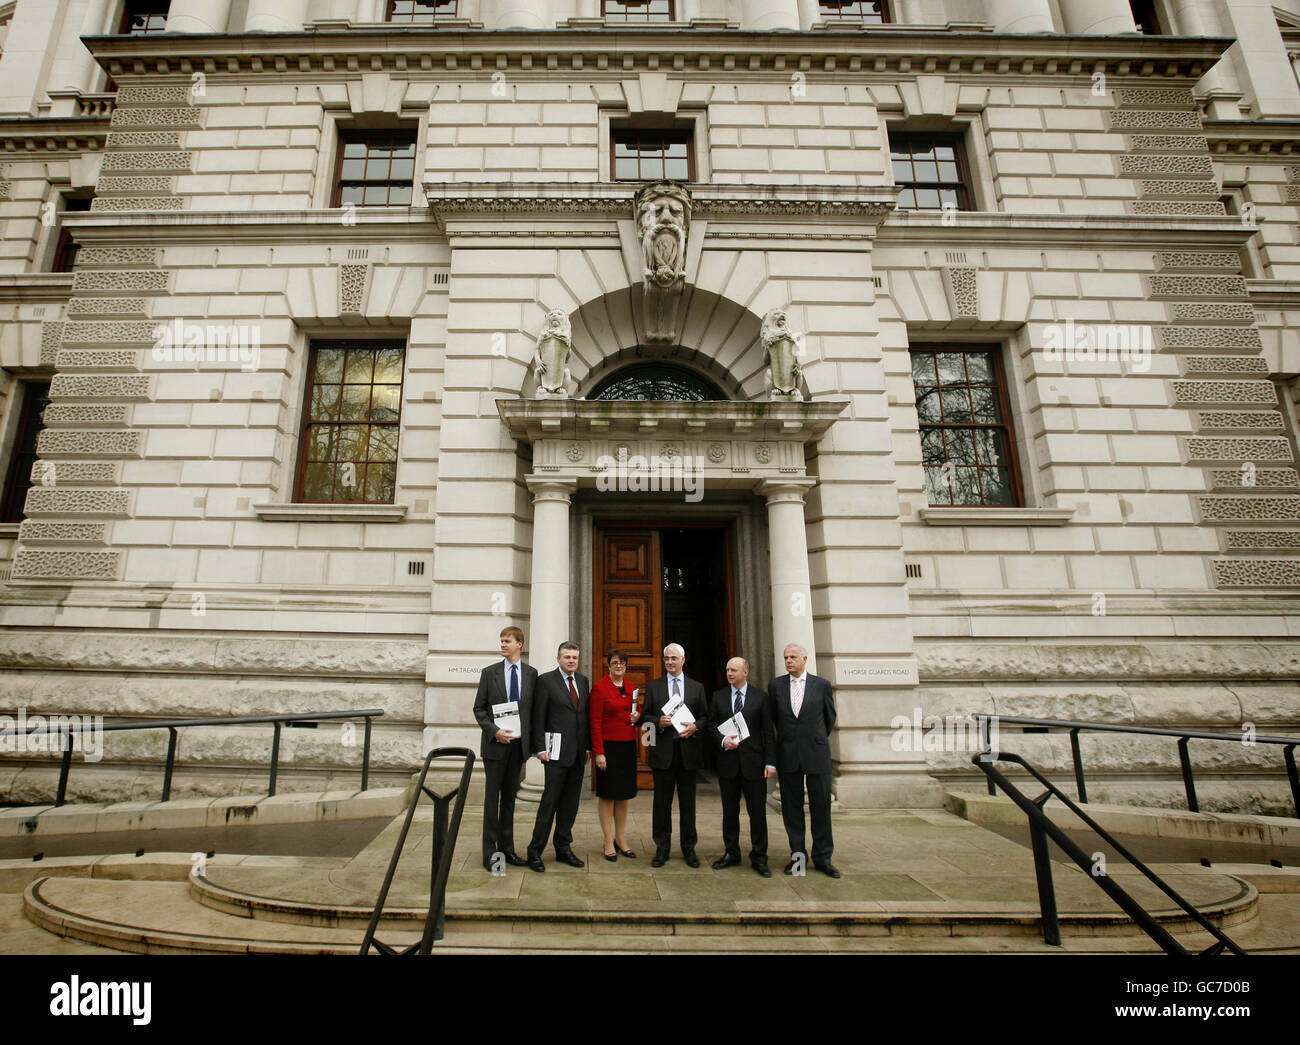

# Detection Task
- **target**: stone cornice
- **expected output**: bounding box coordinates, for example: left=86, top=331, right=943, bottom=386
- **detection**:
left=878, top=210, right=1262, bottom=248
left=61, top=207, right=439, bottom=244
left=0, top=274, right=74, bottom=304
left=1205, top=120, right=1300, bottom=156
left=83, top=30, right=1229, bottom=84
left=426, top=181, right=896, bottom=229
left=498, top=398, right=849, bottom=442
left=1246, top=278, right=1300, bottom=307
left=0, top=116, right=109, bottom=154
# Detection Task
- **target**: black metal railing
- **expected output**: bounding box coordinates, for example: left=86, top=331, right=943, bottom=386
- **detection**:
left=360, top=747, right=475, bottom=956
left=973, top=714, right=1300, bottom=818
left=973, top=751, right=1248, bottom=955
left=0, top=710, right=384, bottom=805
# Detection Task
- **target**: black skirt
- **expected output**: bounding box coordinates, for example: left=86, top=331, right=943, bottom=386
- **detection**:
left=595, top=739, right=637, bottom=800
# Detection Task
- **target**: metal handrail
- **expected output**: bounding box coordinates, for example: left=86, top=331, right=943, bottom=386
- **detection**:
left=972, top=751, right=1248, bottom=955
left=361, top=747, right=475, bottom=956
left=0, top=709, right=384, bottom=805
left=973, top=714, right=1300, bottom=817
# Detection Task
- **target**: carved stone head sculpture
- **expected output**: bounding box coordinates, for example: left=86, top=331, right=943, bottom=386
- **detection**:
left=635, top=181, right=691, bottom=290
left=534, top=308, right=573, bottom=398
left=761, top=307, right=804, bottom=400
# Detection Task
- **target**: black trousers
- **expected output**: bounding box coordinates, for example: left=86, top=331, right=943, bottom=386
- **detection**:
left=528, top=757, right=585, bottom=856
left=719, top=771, right=768, bottom=863
left=481, top=740, right=524, bottom=863
left=651, top=742, right=697, bottom=855
left=779, top=769, right=833, bottom=864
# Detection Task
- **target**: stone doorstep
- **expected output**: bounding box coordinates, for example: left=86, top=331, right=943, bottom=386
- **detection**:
left=0, top=787, right=407, bottom=838
left=945, top=791, right=1300, bottom=849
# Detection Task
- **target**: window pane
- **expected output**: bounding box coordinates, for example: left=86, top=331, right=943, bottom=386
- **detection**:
left=940, top=388, right=973, bottom=423
left=924, top=465, right=953, bottom=505
left=370, top=385, right=401, bottom=422
left=364, top=462, right=396, bottom=502
left=970, top=386, right=1000, bottom=423
left=307, top=425, right=336, bottom=461
left=311, top=384, right=341, bottom=421
left=964, top=352, right=993, bottom=384
left=952, top=466, right=982, bottom=504
left=664, top=156, right=689, bottom=179
left=974, top=429, right=1008, bottom=467
left=390, top=158, right=415, bottom=181
left=302, top=462, right=333, bottom=501
left=915, top=386, right=942, bottom=423
left=338, top=425, right=368, bottom=460
left=369, top=426, right=400, bottom=460
left=892, top=158, right=913, bottom=180
left=897, top=188, right=916, bottom=208
left=344, top=350, right=374, bottom=384
left=316, top=348, right=345, bottom=383
left=946, top=429, right=976, bottom=464
left=615, top=156, right=640, bottom=179
left=341, top=158, right=366, bottom=179
left=363, top=184, right=389, bottom=205
left=935, top=353, right=966, bottom=385
left=341, top=386, right=371, bottom=421
left=388, top=184, right=413, bottom=205
left=920, top=428, right=947, bottom=465
left=373, top=347, right=404, bottom=384
left=981, top=468, right=1014, bottom=505
left=911, top=352, right=936, bottom=386
left=914, top=188, right=942, bottom=209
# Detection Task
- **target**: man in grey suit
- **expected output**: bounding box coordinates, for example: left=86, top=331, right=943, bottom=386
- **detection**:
left=768, top=642, right=839, bottom=878
left=526, top=641, right=591, bottom=872
left=471, top=625, right=538, bottom=872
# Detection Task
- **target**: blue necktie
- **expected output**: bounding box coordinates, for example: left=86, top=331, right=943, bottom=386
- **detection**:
left=733, top=689, right=742, bottom=716
left=509, top=663, right=519, bottom=705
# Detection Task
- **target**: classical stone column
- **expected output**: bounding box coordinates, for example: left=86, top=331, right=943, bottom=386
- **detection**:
left=758, top=478, right=818, bottom=678
left=520, top=475, right=577, bottom=797
left=795, top=0, right=822, bottom=29
left=678, top=0, right=701, bottom=20
left=167, top=0, right=234, bottom=32
left=48, top=0, right=106, bottom=94
left=1058, top=0, right=1135, bottom=34
left=983, top=0, right=1055, bottom=33
left=245, top=0, right=311, bottom=31
left=479, top=0, right=549, bottom=28
left=744, top=0, right=801, bottom=30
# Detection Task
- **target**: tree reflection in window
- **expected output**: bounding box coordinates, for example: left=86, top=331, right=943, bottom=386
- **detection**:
left=589, top=364, right=726, bottom=402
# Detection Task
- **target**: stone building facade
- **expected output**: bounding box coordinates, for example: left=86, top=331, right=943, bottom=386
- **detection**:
left=0, top=0, right=1298, bottom=811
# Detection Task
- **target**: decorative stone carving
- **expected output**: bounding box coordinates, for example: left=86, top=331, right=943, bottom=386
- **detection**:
left=72, top=270, right=170, bottom=293
left=96, top=176, right=176, bottom=195
left=12, top=549, right=120, bottom=580
left=109, top=107, right=204, bottom=129
left=1133, top=201, right=1226, bottom=215
left=565, top=443, right=585, bottom=462
left=754, top=443, right=773, bottom=464
left=339, top=264, right=369, bottom=314
left=1107, top=109, right=1203, bottom=131
left=1156, top=251, right=1241, bottom=271
left=1139, top=179, right=1221, bottom=197
left=115, top=85, right=196, bottom=106
left=36, top=430, right=142, bottom=456
left=106, top=131, right=183, bottom=148
left=1113, top=87, right=1196, bottom=108
left=634, top=181, right=691, bottom=343
left=68, top=298, right=149, bottom=316
left=76, top=247, right=159, bottom=268
left=90, top=196, right=185, bottom=211
left=1182, top=356, right=1268, bottom=376
left=941, top=266, right=978, bottom=319
left=1196, top=411, right=1284, bottom=432
left=1225, top=531, right=1300, bottom=550
left=1149, top=275, right=1248, bottom=299
left=23, top=488, right=131, bottom=517
left=1126, top=134, right=1209, bottom=152
left=40, top=322, right=65, bottom=366
left=1197, top=495, right=1300, bottom=522
left=1122, top=155, right=1215, bottom=178
left=1172, top=380, right=1276, bottom=406
left=28, top=461, right=118, bottom=484
left=760, top=308, right=803, bottom=401
left=65, top=321, right=160, bottom=343
left=533, top=308, right=574, bottom=399
left=1186, top=437, right=1292, bottom=462
left=1170, top=302, right=1255, bottom=323
left=1158, top=326, right=1262, bottom=350
left=707, top=443, right=726, bottom=463
left=49, top=375, right=150, bottom=400
left=1212, top=558, right=1300, bottom=588
left=0, top=178, right=10, bottom=202
left=17, top=521, right=109, bottom=545
left=1210, top=467, right=1298, bottom=490
left=101, top=151, right=194, bottom=172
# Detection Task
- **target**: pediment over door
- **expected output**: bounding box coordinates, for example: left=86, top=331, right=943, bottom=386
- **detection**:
left=497, top=399, right=847, bottom=490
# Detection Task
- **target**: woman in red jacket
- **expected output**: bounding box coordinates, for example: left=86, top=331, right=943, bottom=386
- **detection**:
left=590, top=649, right=639, bottom=861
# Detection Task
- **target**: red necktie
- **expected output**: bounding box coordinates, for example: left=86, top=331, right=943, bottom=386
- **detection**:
left=567, top=675, right=579, bottom=708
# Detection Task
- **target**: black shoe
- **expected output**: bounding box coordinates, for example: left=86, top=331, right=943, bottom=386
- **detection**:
left=526, top=854, right=545, bottom=873
left=753, top=862, right=772, bottom=878
left=651, top=852, right=668, bottom=868
left=615, top=845, right=637, bottom=858
left=683, top=850, right=701, bottom=868
left=502, top=852, right=527, bottom=867
left=814, top=862, right=841, bottom=879
left=555, top=850, right=585, bottom=868
left=712, top=854, right=741, bottom=870
left=783, top=861, right=797, bottom=875
left=604, top=850, right=618, bottom=862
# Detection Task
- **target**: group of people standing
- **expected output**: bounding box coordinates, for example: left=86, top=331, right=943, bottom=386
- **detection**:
left=472, top=627, right=840, bottom=880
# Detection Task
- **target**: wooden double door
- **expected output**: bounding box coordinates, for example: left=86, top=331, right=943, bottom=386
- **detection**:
left=592, top=522, right=735, bottom=789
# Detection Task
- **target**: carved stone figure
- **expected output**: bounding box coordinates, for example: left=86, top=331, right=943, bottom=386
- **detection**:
left=533, top=308, right=572, bottom=398
left=634, top=182, right=692, bottom=343
left=761, top=307, right=804, bottom=401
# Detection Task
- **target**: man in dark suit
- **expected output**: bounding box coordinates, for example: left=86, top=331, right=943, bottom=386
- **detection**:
left=709, top=656, right=777, bottom=877
left=525, top=641, right=591, bottom=872
left=638, top=642, right=709, bottom=868
left=768, top=642, right=839, bottom=878
left=471, top=625, right=537, bottom=873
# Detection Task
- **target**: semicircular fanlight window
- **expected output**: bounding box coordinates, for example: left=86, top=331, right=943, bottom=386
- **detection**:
left=588, top=364, right=727, bottom=402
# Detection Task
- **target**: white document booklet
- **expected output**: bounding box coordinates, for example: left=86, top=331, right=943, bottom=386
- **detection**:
left=492, top=701, right=521, bottom=740
left=717, top=711, right=750, bottom=743
left=545, top=732, right=562, bottom=759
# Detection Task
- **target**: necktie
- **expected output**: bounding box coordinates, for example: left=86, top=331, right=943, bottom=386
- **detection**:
left=673, top=678, right=680, bottom=701
left=791, top=676, right=803, bottom=718
left=733, top=689, right=742, bottom=716
left=567, top=675, right=579, bottom=708
left=509, top=663, right=519, bottom=705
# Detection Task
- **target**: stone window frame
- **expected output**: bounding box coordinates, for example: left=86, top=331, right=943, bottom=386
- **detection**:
left=909, top=342, right=1026, bottom=508
left=292, top=338, right=408, bottom=506
left=315, top=113, right=427, bottom=210
left=884, top=119, right=991, bottom=213
left=386, top=0, right=459, bottom=20
left=0, top=379, right=51, bottom=525
left=888, top=131, right=975, bottom=212
left=601, top=0, right=676, bottom=22
left=817, top=0, right=890, bottom=24
left=601, top=111, right=710, bottom=183
left=116, top=0, right=171, bottom=35
left=1219, top=184, right=1264, bottom=278
left=36, top=183, right=92, bottom=274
